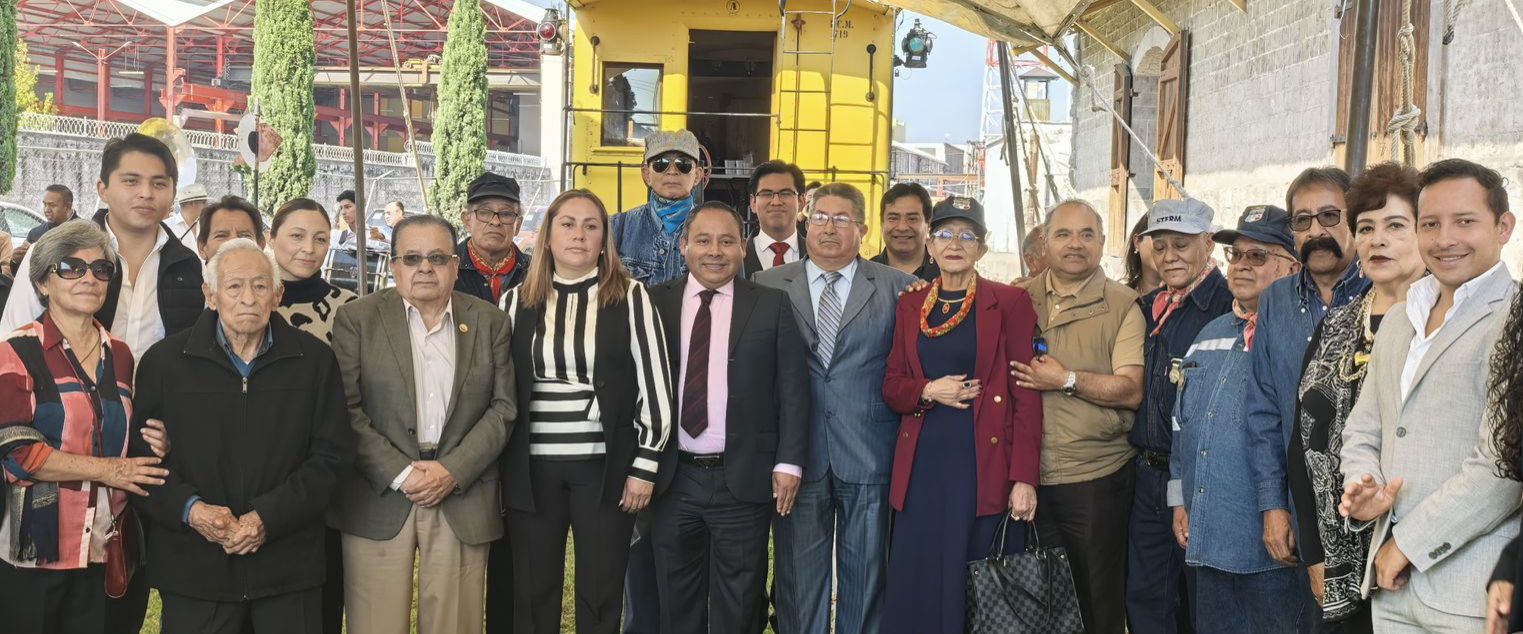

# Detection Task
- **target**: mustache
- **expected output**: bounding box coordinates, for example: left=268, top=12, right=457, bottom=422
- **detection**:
left=1300, top=236, right=1344, bottom=262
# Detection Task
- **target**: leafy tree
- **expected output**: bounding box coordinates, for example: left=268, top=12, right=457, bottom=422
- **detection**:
left=246, top=0, right=316, bottom=213
left=427, top=0, right=488, bottom=218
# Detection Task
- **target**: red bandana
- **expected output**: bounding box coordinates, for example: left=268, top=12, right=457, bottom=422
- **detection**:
left=1150, top=266, right=1213, bottom=336
left=468, top=244, right=518, bottom=302
left=1233, top=299, right=1259, bottom=351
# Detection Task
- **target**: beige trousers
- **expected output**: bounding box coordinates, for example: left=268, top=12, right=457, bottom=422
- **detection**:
left=342, top=505, right=489, bottom=634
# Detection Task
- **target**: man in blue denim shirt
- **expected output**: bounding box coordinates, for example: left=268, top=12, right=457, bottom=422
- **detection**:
left=1128, top=198, right=1233, bottom=634
left=1242, top=168, right=1368, bottom=591
left=1169, top=205, right=1307, bottom=632
left=609, top=130, right=705, bottom=290
left=609, top=129, right=706, bottom=633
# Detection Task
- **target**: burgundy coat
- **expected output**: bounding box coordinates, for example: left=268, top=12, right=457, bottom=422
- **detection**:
left=883, top=278, right=1043, bottom=516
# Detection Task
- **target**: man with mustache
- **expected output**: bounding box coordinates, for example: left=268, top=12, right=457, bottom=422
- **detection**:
left=1127, top=198, right=1233, bottom=634
left=1243, top=168, right=1368, bottom=619
left=742, top=161, right=810, bottom=278
left=1339, top=158, right=1520, bottom=631
left=455, top=172, right=532, bottom=305
left=868, top=183, right=939, bottom=282
left=1167, top=205, right=1306, bottom=632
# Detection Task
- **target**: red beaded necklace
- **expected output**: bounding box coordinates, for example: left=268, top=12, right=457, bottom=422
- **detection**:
left=919, top=275, right=977, bottom=338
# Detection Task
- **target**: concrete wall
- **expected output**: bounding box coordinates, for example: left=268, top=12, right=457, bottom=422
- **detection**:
left=1069, top=0, right=1523, bottom=266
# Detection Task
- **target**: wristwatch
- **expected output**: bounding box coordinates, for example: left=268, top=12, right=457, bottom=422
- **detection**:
left=1062, top=371, right=1078, bottom=397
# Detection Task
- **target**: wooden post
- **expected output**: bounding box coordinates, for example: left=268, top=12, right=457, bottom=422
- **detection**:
left=1129, top=0, right=1181, bottom=35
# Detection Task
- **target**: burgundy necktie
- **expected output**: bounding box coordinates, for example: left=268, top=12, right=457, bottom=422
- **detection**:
left=680, top=289, right=717, bottom=437
left=769, top=242, right=789, bottom=267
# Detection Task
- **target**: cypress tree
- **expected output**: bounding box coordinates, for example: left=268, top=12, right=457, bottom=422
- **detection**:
left=1, top=0, right=18, bottom=194
left=428, top=0, right=488, bottom=218
left=247, top=0, right=316, bottom=213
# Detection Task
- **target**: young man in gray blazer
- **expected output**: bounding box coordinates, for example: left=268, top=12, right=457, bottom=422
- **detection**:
left=1339, top=159, right=1522, bottom=632
left=330, top=215, right=516, bottom=634
left=754, top=183, right=916, bottom=634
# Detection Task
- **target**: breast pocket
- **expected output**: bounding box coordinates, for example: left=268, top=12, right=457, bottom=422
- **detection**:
left=622, top=258, right=659, bottom=284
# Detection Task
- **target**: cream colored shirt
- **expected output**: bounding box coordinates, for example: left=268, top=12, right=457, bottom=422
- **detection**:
left=390, top=299, right=457, bottom=490
left=1401, top=262, right=1510, bottom=400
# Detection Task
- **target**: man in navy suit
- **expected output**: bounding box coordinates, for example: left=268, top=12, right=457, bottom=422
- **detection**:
left=755, top=183, right=916, bottom=634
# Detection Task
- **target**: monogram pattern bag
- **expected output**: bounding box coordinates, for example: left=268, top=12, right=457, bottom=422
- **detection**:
left=966, top=517, right=1084, bottom=634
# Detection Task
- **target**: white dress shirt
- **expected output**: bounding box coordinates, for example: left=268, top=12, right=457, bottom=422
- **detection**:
left=752, top=230, right=801, bottom=272
left=162, top=210, right=200, bottom=253
left=390, top=299, right=457, bottom=490
left=1400, top=261, right=1510, bottom=400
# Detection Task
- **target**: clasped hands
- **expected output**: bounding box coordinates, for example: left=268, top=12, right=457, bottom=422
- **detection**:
left=400, top=461, right=458, bottom=508
left=188, top=502, right=265, bottom=555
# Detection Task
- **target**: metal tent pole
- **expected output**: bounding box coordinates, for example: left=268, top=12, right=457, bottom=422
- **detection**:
left=347, top=0, right=371, bottom=295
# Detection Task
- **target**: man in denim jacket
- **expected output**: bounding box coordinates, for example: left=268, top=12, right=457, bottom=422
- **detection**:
left=610, top=130, right=706, bottom=288
left=1168, top=205, right=1306, bottom=632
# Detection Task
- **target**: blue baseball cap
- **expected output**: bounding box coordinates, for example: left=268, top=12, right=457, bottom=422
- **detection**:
left=1212, top=204, right=1295, bottom=254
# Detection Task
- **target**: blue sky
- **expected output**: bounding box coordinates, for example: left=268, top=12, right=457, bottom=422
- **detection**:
left=891, top=13, right=988, bottom=144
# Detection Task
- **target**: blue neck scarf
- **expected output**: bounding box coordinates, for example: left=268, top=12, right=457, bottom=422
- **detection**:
left=649, top=191, right=696, bottom=236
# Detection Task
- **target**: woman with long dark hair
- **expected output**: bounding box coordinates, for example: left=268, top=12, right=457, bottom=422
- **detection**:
left=1486, top=293, right=1523, bottom=634
left=1125, top=215, right=1161, bottom=295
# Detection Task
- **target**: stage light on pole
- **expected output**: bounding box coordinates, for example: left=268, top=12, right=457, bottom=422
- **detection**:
left=899, top=19, right=934, bottom=69
left=539, top=9, right=567, bottom=55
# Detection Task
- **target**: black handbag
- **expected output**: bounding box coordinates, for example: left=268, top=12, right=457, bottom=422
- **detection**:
left=966, top=516, right=1085, bottom=634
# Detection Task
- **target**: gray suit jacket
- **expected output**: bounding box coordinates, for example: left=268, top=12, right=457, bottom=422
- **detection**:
left=1340, top=266, right=1522, bottom=617
left=754, top=258, right=915, bottom=484
left=329, top=289, right=516, bottom=545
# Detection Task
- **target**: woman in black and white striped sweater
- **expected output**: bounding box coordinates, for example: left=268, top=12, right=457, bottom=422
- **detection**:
left=498, top=189, right=673, bottom=634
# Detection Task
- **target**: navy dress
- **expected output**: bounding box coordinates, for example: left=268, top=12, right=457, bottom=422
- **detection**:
left=883, top=289, right=1024, bottom=634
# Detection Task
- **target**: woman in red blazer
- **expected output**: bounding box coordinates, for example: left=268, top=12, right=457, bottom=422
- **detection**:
left=879, top=197, right=1043, bottom=633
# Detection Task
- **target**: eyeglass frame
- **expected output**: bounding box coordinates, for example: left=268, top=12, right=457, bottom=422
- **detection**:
left=930, top=228, right=982, bottom=244
left=1223, top=245, right=1297, bottom=267
left=808, top=211, right=861, bottom=228
left=51, top=257, right=116, bottom=282
left=647, top=155, right=696, bottom=175
left=1290, top=209, right=1344, bottom=231
left=754, top=189, right=801, bottom=200
left=470, top=204, right=523, bottom=225
left=391, top=253, right=459, bottom=268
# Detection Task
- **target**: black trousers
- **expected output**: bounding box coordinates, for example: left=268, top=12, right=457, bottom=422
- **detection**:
left=486, top=528, right=515, bottom=634
left=1035, top=461, right=1135, bottom=634
left=160, top=587, right=322, bottom=634
left=509, top=458, right=637, bottom=634
left=651, top=463, right=771, bottom=634
left=321, top=527, right=345, bottom=634
left=0, top=560, right=108, bottom=634
left=107, top=564, right=149, bottom=634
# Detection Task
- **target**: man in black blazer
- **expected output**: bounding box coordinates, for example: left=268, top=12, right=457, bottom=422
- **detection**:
left=742, top=161, right=810, bottom=279
left=649, top=201, right=811, bottom=634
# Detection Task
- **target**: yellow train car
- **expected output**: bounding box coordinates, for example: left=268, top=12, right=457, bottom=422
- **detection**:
left=563, top=0, right=898, bottom=252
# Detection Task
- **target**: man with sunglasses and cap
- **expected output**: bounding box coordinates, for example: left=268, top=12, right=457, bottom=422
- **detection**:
left=610, top=130, right=706, bottom=288
left=1126, top=198, right=1233, bottom=634
left=1166, top=205, right=1308, bottom=633
left=1242, top=168, right=1367, bottom=614
left=456, top=172, right=532, bottom=306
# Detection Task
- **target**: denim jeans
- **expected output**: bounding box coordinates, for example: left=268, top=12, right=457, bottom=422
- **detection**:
left=1193, top=565, right=1311, bottom=634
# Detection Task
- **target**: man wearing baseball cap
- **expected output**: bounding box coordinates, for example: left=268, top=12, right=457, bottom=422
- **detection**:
left=1166, top=205, right=1307, bottom=632
left=1127, top=198, right=1233, bottom=634
left=167, top=183, right=210, bottom=251
left=608, top=130, right=706, bottom=287
left=455, top=172, right=531, bottom=305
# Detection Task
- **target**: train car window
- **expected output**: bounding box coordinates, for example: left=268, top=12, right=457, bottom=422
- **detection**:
left=602, top=64, right=663, bottom=146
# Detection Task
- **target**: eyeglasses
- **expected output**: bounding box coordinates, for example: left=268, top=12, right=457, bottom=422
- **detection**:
left=931, top=229, right=981, bottom=244
left=1290, top=209, right=1344, bottom=231
left=648, top=156, right=696, bottom=175
left=755, top=189, right=799, bottom=200
left=808, top=212, right=858, bottom=228
left=52, top=257, right=115, bottom=282
left=472, top=207, right=522, bottom=224
left=391, top=253, right=458, bottom=268
left=1224, top=246, right=1296, bottom=267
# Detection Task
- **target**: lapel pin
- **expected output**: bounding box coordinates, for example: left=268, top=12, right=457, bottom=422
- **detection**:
left=459, top=323, right=469, bottom=334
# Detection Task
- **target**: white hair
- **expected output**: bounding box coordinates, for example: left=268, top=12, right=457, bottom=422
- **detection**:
left=206, top=237, right=283, bottom=293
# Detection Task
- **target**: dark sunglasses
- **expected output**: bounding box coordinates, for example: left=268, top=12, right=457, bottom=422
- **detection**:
left=52, top=257, right=116, bottom=282
left=1224, top=246, right=1295, bottom=267
left=391, top=253, right=457, bottom=268
left=1290, top=209, right=1343, bottom=231
left=648, top=156, right=696, bottom=175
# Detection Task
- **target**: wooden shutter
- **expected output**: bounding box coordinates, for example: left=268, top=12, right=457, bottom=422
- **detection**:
left=1108, top=63, right=1132, bottom=256
left=1333, top=2, right=1430, bottom=165
left=1154, top=31, right=1189, bottom=201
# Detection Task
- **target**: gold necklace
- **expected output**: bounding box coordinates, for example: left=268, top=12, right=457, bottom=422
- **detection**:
left=1337, top=291, right=1377, bottom=382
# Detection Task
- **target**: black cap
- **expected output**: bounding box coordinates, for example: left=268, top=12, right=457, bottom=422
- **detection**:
left=930, top=196, right=987, bottom=238
left=1212, top=204, right=1295, bottom=254
left=466, top=172, right=521, bottom=205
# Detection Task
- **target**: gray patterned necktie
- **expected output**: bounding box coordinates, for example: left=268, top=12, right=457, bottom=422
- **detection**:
left=817, top=271, right=844, bottom=366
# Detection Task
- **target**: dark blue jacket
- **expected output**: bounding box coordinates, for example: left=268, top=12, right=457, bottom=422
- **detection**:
left=453, top=239, right=530, bottom=305
left=1132, top=268, right=1233, bottom=453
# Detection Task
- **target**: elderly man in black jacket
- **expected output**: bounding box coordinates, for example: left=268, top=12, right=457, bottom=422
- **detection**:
left=130, top=238, right=354, bottom=634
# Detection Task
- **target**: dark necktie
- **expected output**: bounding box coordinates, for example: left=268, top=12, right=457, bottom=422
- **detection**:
left=681, top=289, right=718, bottom=437
left=769, top=242, right=789, bottom=267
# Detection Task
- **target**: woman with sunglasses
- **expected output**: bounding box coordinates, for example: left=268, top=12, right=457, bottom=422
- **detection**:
left=881, top=197, right=1042, bottom=632
left=269, top=198, right=358, bottom=344
left=499, top=189, right=673, bottom=634
left=0, top=221, right=169, bottom=633
left=1287, top=163, right=1426, bottom=634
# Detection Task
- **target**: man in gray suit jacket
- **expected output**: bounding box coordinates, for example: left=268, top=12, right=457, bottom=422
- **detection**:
left=755, top=183, right=916, bottom=634
left=1340, top=159, right=1522, bottom=632
left=330, top=215, right=515, bottom=634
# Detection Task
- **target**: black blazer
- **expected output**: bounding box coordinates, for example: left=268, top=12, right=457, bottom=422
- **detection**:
left=648, top=277, right=810, bottom=504
left=129, top=312, right=355, bottom=601
left=91, top=210, right=205, bottom=335
left=501, top=293, right=649, bottom=511
left=742, top=223, right=808, bottom=280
